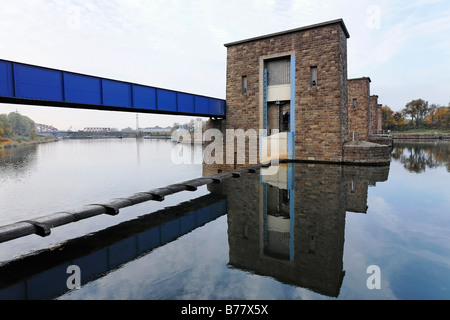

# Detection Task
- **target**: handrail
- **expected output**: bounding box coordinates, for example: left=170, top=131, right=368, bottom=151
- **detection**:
left=0, top=165, right=263, bottom=244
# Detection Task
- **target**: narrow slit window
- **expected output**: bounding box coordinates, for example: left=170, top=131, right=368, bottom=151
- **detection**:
left=310, top=66, right=318, bottom=87
left=352, top=98, right=357, bottom=109
left=242, top=76, right=247, bottom=94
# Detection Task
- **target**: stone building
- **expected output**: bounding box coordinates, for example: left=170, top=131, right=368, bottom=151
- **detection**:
left=348, top=77, right=371, bottom=142
left=204, top=19, right=390, bottom=175
left=370, top=95, right=383, bottom=135
left=347, top=78, right=384, bottom=141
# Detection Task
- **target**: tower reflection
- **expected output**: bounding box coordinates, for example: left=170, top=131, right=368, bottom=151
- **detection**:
left=207, top=162, right=390, bottom=297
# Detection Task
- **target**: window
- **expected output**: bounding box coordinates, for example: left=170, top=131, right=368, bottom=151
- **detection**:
left=352, top=98, right=357, bottom=109
left=266, top=58, right=291, bottom=86
left=242, top=76, right=247, bottom=94
left=310, top=66, right=318, bottom=87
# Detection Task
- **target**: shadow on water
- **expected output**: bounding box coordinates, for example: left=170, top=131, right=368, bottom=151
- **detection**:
left=392, top=141, right=450, bottom=173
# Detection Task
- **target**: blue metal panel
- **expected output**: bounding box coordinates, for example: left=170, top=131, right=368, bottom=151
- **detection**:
left=137, top=227, right=161, bottom=253
left=195, top=96, right=209, bottom=114
left=108, top=237, right=138, bottom=268
left=289, top=55, right=296, bottom=160
left=208, top=98, right=223, bottom=116
left=132, top=84, right=157, bottom=110
left=263, top=68, right=268, bottom=131
left=0, top=59, right=226, bottom=117
left=73, top=249, right=109, bottom=282
left=102, top=79, right=132, bottom=108
left=64, top=72, right=102, bottom=105
left=263, top=183, right=268, bottom=246
left=160, top=219, right=180, bottom=242
left=220, top=100, right=226, bottom=115
left=0, top=61, right=14, bottom=97
left=179, top=213, right=196, bottom=235
left=177, top=92, right=195, bottom=113
left=14, top=63, right=63, bottom=101
left=157, top=88, right=177, bottom=112
left=288, top=162, right=295, bottom=261
left=196, top=207, right=209, bottom=225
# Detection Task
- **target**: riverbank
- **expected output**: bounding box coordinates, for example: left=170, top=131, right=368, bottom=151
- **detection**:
left=0, top=136, right=58, bottom=149
left=392, top=133, right=450, bottom=141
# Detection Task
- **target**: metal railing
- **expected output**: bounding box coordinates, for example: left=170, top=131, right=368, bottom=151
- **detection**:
left=0, top=165, right=263, bottom=244
left=371, top=130, right=392, bottom=136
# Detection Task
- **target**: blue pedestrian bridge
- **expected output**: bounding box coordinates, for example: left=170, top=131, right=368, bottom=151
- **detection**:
left=0, top=59, right=225, bottom=118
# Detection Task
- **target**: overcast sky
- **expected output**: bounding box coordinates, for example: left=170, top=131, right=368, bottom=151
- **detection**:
left=1, top=0, right=449, bottom=130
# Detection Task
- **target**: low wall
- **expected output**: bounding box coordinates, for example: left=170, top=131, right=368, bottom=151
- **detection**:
left=343, top=141, right=391, bottom=165
left=392, top=134, right=450, bottom=140
left=369, top=135, right=393, bottom=147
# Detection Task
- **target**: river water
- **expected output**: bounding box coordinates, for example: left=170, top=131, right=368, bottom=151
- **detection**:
left=0, top=139, right=449, bottom=300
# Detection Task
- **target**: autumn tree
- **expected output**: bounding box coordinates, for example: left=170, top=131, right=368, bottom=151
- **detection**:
left=0, top=112, right=37, bottom=138
left=426, top=104, right=439, bottom=125
left=404, top=99, right=429, bottom=126
left=0, top=114, right=12, bottom=136
left=382, top=106, right=407, bottom=130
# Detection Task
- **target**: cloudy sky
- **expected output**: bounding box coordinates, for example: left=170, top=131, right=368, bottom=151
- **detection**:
left=0, top=0, right=449, bottom=130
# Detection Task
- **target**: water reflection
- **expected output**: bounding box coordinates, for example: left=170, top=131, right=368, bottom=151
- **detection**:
left=392, top=141, right=450, bottom=173
left=208, top=162, right=390, bottom=297
left=0, top=161, right=390, bottom=300
left=0, top=145, right=38, bottom=181
left=0, top=193, right=226, bottom=300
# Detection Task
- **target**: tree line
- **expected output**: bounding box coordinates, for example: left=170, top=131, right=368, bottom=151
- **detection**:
left=0, top=112, right=38, bottom=140
left=382, top=99, right=450, bottom=131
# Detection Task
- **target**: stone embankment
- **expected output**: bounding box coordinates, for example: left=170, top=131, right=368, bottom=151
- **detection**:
left=392, top=134, right=450, bottom=141
left=343, top=141, right=391, bottom=165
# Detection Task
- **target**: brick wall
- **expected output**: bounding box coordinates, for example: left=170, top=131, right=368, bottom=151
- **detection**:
left=370, top=95, right=379, bottom=134
left=348, top=77, right=371, bottom=141
left=223, top=20, right=349, bottom=165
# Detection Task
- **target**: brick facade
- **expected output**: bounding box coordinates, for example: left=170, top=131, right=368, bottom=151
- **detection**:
left=223, top=19, right=350, bottom=164
left=370, top=95, right=382, bottom=134
left=348, top=77, right=371, bottom=141
left=203, top=19, right=390, bottom=172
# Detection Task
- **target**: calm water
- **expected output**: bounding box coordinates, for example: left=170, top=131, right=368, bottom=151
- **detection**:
left=0, top=139, right=449, bottom=300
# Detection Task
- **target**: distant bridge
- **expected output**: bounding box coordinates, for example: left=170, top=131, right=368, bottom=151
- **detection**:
left=35, top=123, right=58, bottom=133
left=0, top=59, right=225, bottom=118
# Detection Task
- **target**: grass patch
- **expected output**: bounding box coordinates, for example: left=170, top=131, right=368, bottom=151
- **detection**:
left=391, top=128, right=450, bottom=135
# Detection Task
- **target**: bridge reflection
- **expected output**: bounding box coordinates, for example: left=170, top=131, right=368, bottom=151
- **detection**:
left=0, top=193, right=226, bottom=300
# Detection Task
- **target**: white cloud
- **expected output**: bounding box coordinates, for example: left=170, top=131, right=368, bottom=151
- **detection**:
left=1, top=0, right=449, bottom=128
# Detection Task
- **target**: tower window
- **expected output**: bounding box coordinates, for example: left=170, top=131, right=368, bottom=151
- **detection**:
left=242, top=76, right=247, bottom=94
left=310, top=66, right=318, bottom=87
left=267, top=58, right=291, bottom=86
